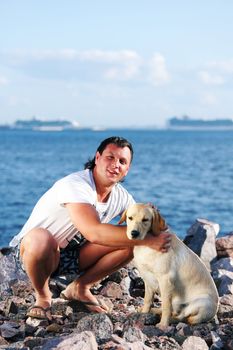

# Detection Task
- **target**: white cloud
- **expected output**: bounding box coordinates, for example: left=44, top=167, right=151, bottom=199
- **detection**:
left=78, top=50, right=140, bottom=63
left=104, top=60, right=140, bottom=80
left=99, top=50, right=142, bottom=80
left=199, top=71, right=225, bottom=85
left=207, top=59, right=233, bottom=73
left=148, top=53, right=171, bottom=86
left=1, top=49, right=77, bottom=62
left=0, top=49, right=142, bottom=82
left=1, top=48, right=141, bottom=64
left=200, top=92, right=218, bottom=106
left=198, top=59, right=233, bottom=86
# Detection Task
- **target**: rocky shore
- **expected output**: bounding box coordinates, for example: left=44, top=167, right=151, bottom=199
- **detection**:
left=0, top=219, right=232, bottom=350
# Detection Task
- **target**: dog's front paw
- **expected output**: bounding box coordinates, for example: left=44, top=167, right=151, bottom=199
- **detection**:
left=137, top=305, right=150, bottom=313
left=150, top=307, right=162, bottom=315
left=156, top=322, right=169, bottom=331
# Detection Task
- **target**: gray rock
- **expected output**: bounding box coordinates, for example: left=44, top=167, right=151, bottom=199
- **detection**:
left=0, top=336, right=9, bottom=347
left=129, top=341, right=154, bottom=350
left=182, top=335, right=209, bottom=350
left=0, top=247, right=28, bottom=293
left=120, top=275, right=132, bottom=295
left=212, top=257, right=233, bottom=296
left=0, top=322, right=21, bottom=339
left=216, top=233, right=233, bottom=258
left=5, top=300, right=18, bottom=315
left=123, top=326, right=146, bottom=343
left=26, top=316, right=49, bottom=328
left=218, top=294, right=233, bottom=319
left=176, top=322, right=193, bottom=337
left=226, top=339, right=233, bottom=350
left=41, top=331, right=98, bottom=350
left=111, top=334, right=152, bottom=350
left=209, top=330, right=224, bottom=349
left=218, top=275, right=233, bottom=296
left=212, top=257, right=233, bottom=278
left=148, top=335, right=182, bottom=350
left=76, top=313, right=113, bottom=344
left=183, top=218, right=219, bottom=270
left=100, top=281, right=124, bottom=299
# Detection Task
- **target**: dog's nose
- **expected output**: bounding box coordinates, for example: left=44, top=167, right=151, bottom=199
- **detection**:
left=131, top=230, right=140, bottom=239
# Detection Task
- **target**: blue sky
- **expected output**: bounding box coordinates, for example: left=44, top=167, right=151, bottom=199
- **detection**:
left=0, top=0, right=233, bottom=128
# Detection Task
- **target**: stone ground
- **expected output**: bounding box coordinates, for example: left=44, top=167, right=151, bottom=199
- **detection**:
left=0, top=221, right=232, bottom=349
left=0, top=264, right=232, bottom=350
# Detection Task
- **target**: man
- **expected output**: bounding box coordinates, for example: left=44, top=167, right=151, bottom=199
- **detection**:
left=10, top=136, right=171, bottom=319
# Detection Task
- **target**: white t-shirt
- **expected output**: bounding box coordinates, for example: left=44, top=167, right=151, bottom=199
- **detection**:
left=10, top=169, right=135, bottom=248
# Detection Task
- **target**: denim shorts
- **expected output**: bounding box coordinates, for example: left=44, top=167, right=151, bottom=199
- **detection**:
left=14, top=234, right=87, bottom=278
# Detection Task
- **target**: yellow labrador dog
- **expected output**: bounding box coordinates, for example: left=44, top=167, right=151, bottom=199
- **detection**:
left=119, top=203, right=219, bottom=329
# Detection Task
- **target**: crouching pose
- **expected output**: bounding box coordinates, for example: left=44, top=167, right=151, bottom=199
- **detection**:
left=119, top=203, right=219, bottom=329
left=10, top=137, right=171, bottom=320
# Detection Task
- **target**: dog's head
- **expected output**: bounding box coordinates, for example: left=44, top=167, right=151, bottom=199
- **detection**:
left=119, top=203, right=167, bottom=240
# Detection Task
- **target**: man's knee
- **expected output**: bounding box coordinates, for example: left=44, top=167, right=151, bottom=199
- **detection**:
left=123, top=247, right=134, bottom=261
left=20, top=228, right=58, bottom=257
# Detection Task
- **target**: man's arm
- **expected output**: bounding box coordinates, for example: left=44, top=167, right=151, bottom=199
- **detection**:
left=65, top=203, right=171, bottom=252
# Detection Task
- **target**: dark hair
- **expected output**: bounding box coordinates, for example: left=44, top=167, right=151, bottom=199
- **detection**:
left=84, top=136, right=134, bottom=170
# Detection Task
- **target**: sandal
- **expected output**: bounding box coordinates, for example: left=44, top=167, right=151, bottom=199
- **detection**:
left=60, top=291, right=108, bottom=313
left=26, top=305, right=52, bottom=321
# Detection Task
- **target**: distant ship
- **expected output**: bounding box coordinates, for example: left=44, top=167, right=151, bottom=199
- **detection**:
left=13, top=118, right=80, bottom=131
left=91, top=125, right=107, bottom=131
left=168, top=116, right=233, bottom=130
left=0, top=124, right=11, bottom=130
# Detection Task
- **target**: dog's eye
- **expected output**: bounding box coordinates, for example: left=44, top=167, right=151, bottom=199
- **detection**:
left=128, top=216, right=133, bottom=221
left=142, top=218, right=149, bottom=222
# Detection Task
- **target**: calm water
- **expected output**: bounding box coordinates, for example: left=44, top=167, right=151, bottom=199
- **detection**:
left=0, top=128, right=233, bottom=247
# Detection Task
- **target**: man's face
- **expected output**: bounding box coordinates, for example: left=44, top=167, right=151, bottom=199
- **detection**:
left=95, top=143, right=132, bottom=185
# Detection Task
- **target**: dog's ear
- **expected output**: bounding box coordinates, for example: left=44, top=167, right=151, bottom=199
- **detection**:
left=151, top=210, right=167, bottom=235
left=118, top=209, right=127, bottom=224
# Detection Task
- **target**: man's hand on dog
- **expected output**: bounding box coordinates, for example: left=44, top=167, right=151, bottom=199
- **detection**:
left=144, top=232, right=172, bottom=252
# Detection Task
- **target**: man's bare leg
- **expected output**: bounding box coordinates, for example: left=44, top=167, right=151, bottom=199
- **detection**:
left=21, top=232, right=133, bottom=314
left=20, top=228, right=59, bottom=318
left=62, top=242, right=134, bottom=312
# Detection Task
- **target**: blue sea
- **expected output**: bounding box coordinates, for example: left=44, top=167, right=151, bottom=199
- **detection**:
left=1, top=128, right=233, bottom=248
